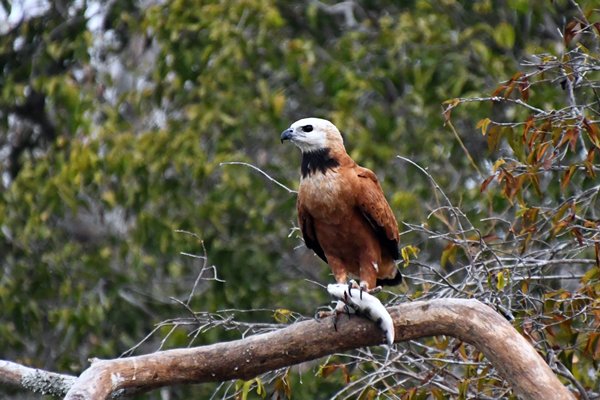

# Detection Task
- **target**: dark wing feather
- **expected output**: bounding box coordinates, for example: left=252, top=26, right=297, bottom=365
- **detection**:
left=297, top=201, right=328, bottom=263
left=356, top=167, right=400, bottom=259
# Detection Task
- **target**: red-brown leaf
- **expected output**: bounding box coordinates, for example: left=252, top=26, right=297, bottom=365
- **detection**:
left=536, top=142, right=551, bottom=163
left=561, top=165, right=577, bottom=191
left=557, top=128, right=579, bottom=152
left=564, top=20, right=580, bottom=46
left=492, top=84, right=507, bottom=97
left=518, top=76, right=530, bottom=101
left=583, top=118, right=600, bottom=149
left=571, top=228, right=584, bottom=246
left=522, top=116, right=535, bottom=141
left=480, top=175, right=495, bottom=192
left=585, top=147, right=596, bottom=177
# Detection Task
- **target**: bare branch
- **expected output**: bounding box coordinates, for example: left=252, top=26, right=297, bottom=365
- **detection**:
left=219, top=161, right=297, bottom=194
left=175, top=230, right=226, bottom=305
left=444, top=119, right=484, bottom=177
left=456, top=96, right=547, bottom=114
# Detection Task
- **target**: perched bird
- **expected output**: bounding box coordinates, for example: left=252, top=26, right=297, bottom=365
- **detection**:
left=281, top=118, right=401, bottom=292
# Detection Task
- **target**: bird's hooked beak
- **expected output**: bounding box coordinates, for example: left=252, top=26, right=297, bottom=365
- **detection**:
left=280, top=128, right=294, bottom=144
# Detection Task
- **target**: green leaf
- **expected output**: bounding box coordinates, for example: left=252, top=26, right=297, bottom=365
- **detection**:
left=476, top=118, right=491, bottom=136
left=273, top=308, right=292, bottom=323
left=487, top=125, right=502, bottom=152
left=401, top=245, right=420, bottom=267
left=505, top=126, right=526, bottom=162
left=493, top=22, right=515, bottom=49
left=441, top=244, right=458, bottom=268
left=496, top=270, right=508, bottom=291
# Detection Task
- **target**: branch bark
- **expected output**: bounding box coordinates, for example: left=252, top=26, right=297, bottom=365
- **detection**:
left=0, top=360, right=75, bottom=397
left=63, top=299, right=574, bottom=399
left=3, top=299, right=575, bottom=399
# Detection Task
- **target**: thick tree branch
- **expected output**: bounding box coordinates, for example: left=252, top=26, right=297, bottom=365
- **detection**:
left=0, top=299, right=574, bottom=399
left=0, top=360, right=75, bottom=397
left=59, top=299, right=573, bottom=400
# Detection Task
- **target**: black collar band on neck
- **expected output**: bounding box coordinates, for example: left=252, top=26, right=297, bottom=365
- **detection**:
left=301, top=148, right=340, bottom=178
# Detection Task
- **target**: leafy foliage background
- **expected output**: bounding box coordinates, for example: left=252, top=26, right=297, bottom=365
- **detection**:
left=1, top=0, right=599, bottom=398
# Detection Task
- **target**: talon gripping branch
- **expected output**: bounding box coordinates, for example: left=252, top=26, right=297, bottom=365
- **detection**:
left=327, top=283, right=395, bottom=345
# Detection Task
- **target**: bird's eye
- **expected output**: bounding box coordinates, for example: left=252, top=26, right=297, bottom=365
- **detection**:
left=302, top=125, right=313, bottom=132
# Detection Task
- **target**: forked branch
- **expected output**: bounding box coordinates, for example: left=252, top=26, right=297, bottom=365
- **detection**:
left=59, top=299, right=573, bottom=400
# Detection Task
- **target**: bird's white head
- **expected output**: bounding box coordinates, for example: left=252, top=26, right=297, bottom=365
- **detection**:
left=280, top=117, right=344, bottom=153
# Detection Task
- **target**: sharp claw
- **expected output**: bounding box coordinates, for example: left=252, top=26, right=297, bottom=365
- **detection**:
left=333, top=308, right=343, bottom=331
left=357, top=281, right=369, bottom=300
left=332, top=304, right=353, bottom=332
left=347, top=281, right=353, bottom=297
left=369, top=286, right=382, bottom=294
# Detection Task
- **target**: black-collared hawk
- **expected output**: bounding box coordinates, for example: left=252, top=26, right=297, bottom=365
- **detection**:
left=281, top=117, right=401, bottom=291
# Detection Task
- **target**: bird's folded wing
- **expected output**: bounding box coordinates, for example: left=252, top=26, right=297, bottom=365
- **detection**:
left=297, top=203, right=328, bottom=263
left=356, top=167, right=400, bottom=259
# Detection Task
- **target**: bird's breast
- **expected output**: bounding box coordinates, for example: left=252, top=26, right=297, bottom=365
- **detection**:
left=299, top=171, right=352, bottom=220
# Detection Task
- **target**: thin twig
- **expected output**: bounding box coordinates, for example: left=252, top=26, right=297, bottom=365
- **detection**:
left=219, top=161, right=297, bottom=194
left=444, top=119, right=483, bottom=177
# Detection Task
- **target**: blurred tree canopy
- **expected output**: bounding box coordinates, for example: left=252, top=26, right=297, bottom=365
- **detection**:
left=1, top=0, right=599, bottom=398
